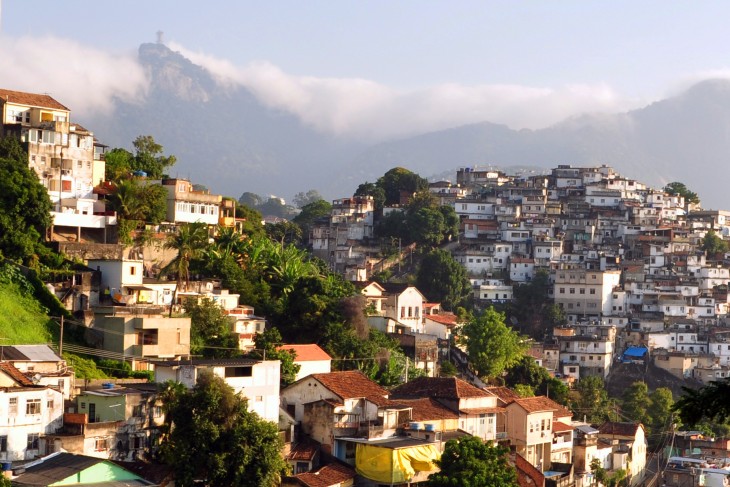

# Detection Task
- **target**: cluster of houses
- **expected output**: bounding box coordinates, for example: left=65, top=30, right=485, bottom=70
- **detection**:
left=0, top=341, right=651, bottom=487
left=310, top=162, right=730, bottom=388
left=3, top=88, right=730, bottom=485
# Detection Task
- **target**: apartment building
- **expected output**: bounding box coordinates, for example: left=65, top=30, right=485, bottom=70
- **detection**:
left=0, top=88, right=115, bottom=242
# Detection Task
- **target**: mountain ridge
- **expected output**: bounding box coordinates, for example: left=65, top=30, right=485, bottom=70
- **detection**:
left=86, top=44, right=730, bottom=209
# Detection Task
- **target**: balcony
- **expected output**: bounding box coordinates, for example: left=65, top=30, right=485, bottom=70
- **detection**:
left=51, top=211, right=116, bottom=229
left=333, top=413, right=361, bottom=435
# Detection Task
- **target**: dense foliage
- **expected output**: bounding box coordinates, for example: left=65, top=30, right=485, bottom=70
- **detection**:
left=459, top=307, right=528, bottom=380
left=416, top=249, right=471, bottom=310
left=161, top=373, right=286, bottom=487
left=673, top=377, right=730, bottom=427
left=664, top=181, right=700, bottom=205
left=185, top=298, right=239, bottom=358
left=427, top=436, right=518, bottom=487
left=504, top=356, right=570, bottom=405
left=104, top=135, right=177, bottom=180
left=0, top=137, right=53, bottom=264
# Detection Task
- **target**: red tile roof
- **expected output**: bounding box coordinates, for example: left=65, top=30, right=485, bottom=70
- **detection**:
left=391, top=377, right=490, bottom=400
left=484, top=386, right=521, bottom=405
left=510, top=396, right=572, bottom=417
left=292, top=463, right=356, bottom=487
left=288, top=439, right=320, bottom=462
left=277, top=344, right=332, bottom=362
left=0, top=361, right=34, bottom=386
left=598, top=421, right=642, bottom=437
left=0, top=88, right=69, bottom=111
left=394, top=398, right=459, bottom=421
left=552, top=421, right=574, bottom=433
left=312, top=371, right=389, bottom=406
left=424, top=313, right=459, bottom=327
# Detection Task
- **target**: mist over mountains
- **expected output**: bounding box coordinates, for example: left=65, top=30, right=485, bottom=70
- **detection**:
left=88, top=43, right=730, bottom=209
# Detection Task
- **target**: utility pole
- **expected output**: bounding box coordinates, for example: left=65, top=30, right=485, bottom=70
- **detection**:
left=59, top=315, right=64, bottom=356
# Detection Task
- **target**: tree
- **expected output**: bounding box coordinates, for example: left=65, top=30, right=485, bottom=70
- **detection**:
left=354, top=182, right=386, bottom=210
left=376, top=167, right=429, bottom=206
left=265, top=220, right=303, bottom=246
left=131, top=135, right=176, bottom=178
left=427, top=436, right=518, bottom=487
left=459, top=307, right=528, bottom=380
left=590, top=458, right=626, bottom=487
left=163, top=223, right=210, bottom=313
left=647, top=387, right=674, bottom=448
left=103, top=148, right=134, bottom=181
left=700, top=230, right=728, bottom=255
left=664, top=181, right=700, bottom=205
left=504, top=356, right=570, bottom=405
left=417, top=249, right=472, bottom=311
left=292, top=189, right=323, bottom=208
left=0, top=137, right=52, bottom=264
left=161, top=372, right=286, bottom=486
left=293, top=199, right=332, bottom=242
left=508, top=269, right=556, bottom=339
left=185, top=298, right=239, bottom=358
left=673, top=377, right=730, bottom=426
left=573, top=376, right=613, bottom=424
left=621, top=381, right=649, bottom=425
left=238, top=192, right=263, bottom=208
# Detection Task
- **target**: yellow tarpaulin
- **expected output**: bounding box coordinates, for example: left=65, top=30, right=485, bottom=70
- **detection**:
left=355, top=442, right=440, bottom=484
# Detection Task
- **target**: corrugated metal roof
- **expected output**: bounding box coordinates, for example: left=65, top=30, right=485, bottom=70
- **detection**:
left=11, top=345, right=62, bottom=362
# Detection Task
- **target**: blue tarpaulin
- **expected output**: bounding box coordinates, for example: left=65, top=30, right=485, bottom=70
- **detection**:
left=622, top=346, right=648, bottom=362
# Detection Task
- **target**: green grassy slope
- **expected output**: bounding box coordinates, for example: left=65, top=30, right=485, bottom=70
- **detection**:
left=0, top=281, right=56, bottom=344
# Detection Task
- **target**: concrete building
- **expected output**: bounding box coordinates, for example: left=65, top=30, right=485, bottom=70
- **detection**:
left=154, top=358, right=281, bottom=423
left=0, top=88, right=116, bottom=242
left=0, top=362, right=64, bottom=461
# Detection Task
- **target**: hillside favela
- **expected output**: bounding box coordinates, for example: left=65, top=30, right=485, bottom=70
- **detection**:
left=1, top=84, right=729, bottom=487
left=3, top=8, right=730, bottom=487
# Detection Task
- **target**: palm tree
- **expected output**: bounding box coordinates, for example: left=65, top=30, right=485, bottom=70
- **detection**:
left=162, top=223, right=210, bottom=314
left=108, top=179, right=147, bottom=221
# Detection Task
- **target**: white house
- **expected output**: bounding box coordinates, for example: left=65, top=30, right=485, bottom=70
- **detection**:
left=380, top=284, right=426, bottom=333
left=0, top=362, right=64, bottom=461
left=510, top=257, right=535, bottom=282
left=154, top=358, right=281, bottom=423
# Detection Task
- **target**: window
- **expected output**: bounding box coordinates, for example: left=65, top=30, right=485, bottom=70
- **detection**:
left=224, top=366, right=252, bottom=378
left=153, top=406, right=162, bottom=418
left=26, top=398, right=41, bottom=415
left=8, top=397, right=17, bottom=415
left=256, top=395, right=263, bottom=402
left=27, top=434, right=39, bottom=450
left=590, top=289, right=596, bottom=295
left=579, top=288, right=585, bottom=295
left=47, top=399, right=54, bottom=410
left=94, top=438, right=108, bottom=451
left=569, top=288, right=575, bottom=294
left=41, top=130, right=56, bottom=144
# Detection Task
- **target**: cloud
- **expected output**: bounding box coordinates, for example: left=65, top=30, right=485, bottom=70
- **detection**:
left=171, top=42, right=642, bottom=140
left=0, top=35, right=148, bottom=119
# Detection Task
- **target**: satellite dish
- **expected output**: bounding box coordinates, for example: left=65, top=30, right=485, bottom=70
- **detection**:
left=32, top=373, right=42, bottom=384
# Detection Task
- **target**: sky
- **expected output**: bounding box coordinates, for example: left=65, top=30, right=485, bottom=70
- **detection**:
left=3, top=1, right=730, bottom=140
